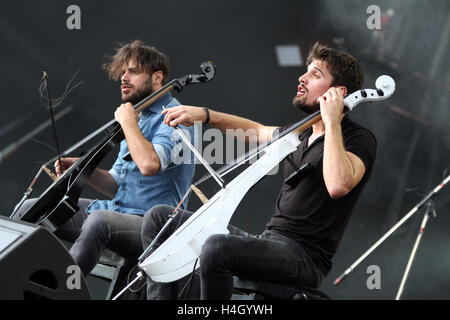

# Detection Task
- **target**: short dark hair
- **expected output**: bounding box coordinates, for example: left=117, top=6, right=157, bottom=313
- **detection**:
left=103, top=40, right=170, bottom=84
left=306, top=42, right=364, bottom=94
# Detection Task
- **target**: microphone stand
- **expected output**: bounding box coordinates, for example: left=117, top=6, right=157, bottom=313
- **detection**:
left=334, top=174, right=450, bottom=293
left=111, top=212, right=179, bottom=300
left=395, top=200, right=436, bottom=300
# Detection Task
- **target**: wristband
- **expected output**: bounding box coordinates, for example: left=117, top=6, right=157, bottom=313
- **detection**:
left=202, top=107, right=210, bottom=125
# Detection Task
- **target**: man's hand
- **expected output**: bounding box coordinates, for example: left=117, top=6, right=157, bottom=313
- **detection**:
left=54, top=157, right=118, bottom=198
left=115, top=102, right=140, bottom=127
left=162, top=105, right=207, bottom=127
left=317, top=87, right=345, bottom=127
left=54, top=157, right=79, bottom=177
left=162, top=105, right=277, bottom=143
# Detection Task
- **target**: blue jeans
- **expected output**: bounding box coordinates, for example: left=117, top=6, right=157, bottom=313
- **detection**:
left=141, top=204, right=325, bottom=300
left=13, top=198, right=143, bottom=276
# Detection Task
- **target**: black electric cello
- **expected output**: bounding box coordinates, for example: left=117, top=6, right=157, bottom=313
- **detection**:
left=11, top=62, right=216, bottom=231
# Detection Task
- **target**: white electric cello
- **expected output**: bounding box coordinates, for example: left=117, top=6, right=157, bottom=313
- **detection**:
left=113, top=75, right=396, bottom=299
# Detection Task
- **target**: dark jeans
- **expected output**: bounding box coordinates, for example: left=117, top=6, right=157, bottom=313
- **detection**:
left=141, top=204, right=325, bottom=300
left=13, top=198, right=143, bottom=276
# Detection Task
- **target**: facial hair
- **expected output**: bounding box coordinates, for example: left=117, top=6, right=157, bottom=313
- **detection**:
left=122, top=80, right=154, bottom=105
left=292, top=95, right=320, bottom=115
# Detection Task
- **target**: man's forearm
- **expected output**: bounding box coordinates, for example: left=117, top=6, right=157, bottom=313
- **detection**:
left=88, top=168, right=118, bottom=199
left=114, top=103, right=161, bottom=176
left=209, top=109, right=277, bottom=142
left=120, top=120, right=160, bottom=176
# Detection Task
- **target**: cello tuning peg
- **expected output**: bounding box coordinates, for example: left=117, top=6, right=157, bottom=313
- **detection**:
left=376, top=88, right=384, bottom=96
left=360, top=89, right=367, bottom=98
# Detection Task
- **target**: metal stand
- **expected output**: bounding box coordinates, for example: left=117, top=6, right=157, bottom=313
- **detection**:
left=334, top=174, right=450, bottom=298
left=138, top=210, right=180, bottom=262
left=395, top=200, right=436, bottom=300
left=112, top=189, right=201, bottom=300
left=111, top=208, right=182, bottom=300
left=111, top=271, right=145, bottom=300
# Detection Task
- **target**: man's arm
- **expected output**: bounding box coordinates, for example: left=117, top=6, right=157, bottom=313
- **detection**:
left=320, top=87, right=366, bottom=199
left=323, top=122, right=366, bottom=199
left=162, top=105, right=278, bottom=143
left=87, top=168, right=119, bottom=199
left=55, top=158, right=118, bottom=199
left=115, top=103, right=161, bottom=176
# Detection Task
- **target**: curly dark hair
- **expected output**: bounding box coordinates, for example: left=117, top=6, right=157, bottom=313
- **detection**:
left=103, top=40, right=170, bottom=84
left=306, top=42, right=364, bottom=94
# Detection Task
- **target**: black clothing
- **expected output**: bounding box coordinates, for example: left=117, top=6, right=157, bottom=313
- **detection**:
left=142, top=205, right=324, bottom=299
left=266, top=115, right=377, bottom=275
left=141, top=115, right=377, bottom=300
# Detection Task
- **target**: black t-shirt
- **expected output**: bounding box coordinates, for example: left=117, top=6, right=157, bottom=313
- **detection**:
left=266, top=115, right=377, bottom=275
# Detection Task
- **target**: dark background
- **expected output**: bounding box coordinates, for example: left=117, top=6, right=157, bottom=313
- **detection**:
left=0, top=0, right=449, bottom=299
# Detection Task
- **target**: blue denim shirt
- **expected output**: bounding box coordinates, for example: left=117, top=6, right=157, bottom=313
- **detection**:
left=87, top=92, right=195, bottom=215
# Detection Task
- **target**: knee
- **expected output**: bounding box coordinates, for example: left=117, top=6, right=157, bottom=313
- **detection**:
left=142, top=205, right=174, bottom=232
left=200, top=234, right=230, bottom=269
left=141, top=204, right=174, bottom=246
left=81, top=210, right=111, bottom=235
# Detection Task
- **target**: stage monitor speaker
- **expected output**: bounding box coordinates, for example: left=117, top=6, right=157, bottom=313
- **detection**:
left=0, top=215, right=91, bottom=299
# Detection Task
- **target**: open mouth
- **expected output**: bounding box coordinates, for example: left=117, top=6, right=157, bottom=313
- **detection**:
left=297, top=86, right=307, bottom=95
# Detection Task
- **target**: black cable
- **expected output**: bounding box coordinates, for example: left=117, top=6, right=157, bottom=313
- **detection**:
left=126, top=264, right=147, bottom=294
left=178, top=258, right=198, bottom=300
left=124, top=209, right=189, bottom=296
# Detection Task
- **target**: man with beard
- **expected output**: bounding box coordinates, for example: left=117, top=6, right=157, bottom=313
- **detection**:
left=14, top=41, right=195, bottom=277
left=141, top=42, right=377, bottom=299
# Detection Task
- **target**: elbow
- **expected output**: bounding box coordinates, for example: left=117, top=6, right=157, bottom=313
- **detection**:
left=139, top=160, right=160, bottom=176
left=327, top=184, right=351, bottom=200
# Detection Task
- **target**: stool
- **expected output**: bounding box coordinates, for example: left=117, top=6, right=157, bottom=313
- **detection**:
left=231, top=277, right=331, bottom=300
left=90, top=249, right=126, bottom=300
